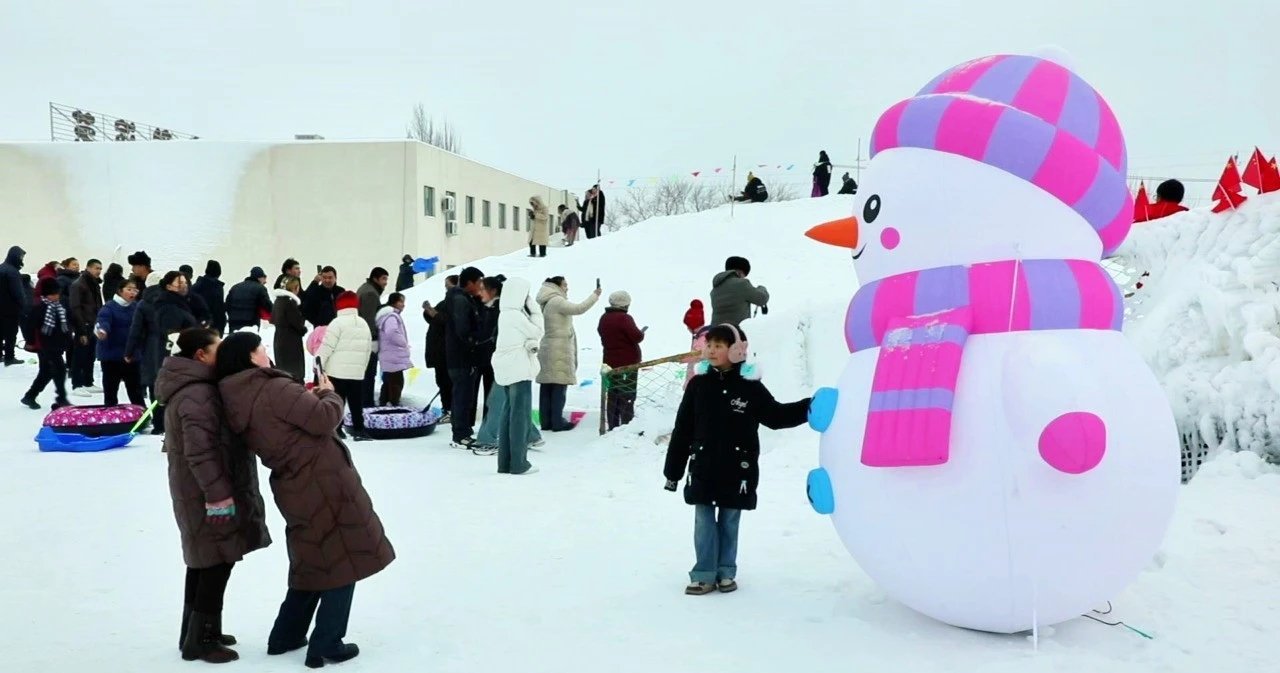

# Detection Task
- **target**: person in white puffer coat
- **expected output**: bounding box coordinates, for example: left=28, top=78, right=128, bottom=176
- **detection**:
left=492, top=277, right=544, bottom=475
left=318, top=291, right=373, bottom=440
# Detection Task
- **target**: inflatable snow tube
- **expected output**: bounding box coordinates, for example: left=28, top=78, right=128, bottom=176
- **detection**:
left=35, top=426, right=136, bottom=453
left=42, top=404, right=148, bottom=438
left=343, top=406, right=439, bottom=440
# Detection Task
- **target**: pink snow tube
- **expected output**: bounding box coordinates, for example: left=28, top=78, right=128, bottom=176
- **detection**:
left=306, top=326, right=327, bottom=356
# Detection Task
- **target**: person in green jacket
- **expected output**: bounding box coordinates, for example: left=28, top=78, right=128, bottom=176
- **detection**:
left=709, top=256, right=769, bottom=327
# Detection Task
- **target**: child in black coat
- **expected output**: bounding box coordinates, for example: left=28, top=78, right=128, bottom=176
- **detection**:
left=21, top=278, right=72, bottom=409
left=663, top=324, right=811, bottom=595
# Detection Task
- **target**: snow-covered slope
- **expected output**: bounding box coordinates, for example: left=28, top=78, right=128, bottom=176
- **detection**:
left=1117, top=195, right=1280, bottom=463
left=1, top=197, right=1277, bottom=673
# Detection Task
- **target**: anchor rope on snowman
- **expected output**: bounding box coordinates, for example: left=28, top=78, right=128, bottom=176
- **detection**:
left=801, top=52, right=1180, bottom=635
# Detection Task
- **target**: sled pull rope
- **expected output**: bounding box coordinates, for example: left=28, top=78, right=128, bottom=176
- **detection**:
left=129, top=401, right=160, bottom=435
left=1084, top=602, right=1154, bottom=640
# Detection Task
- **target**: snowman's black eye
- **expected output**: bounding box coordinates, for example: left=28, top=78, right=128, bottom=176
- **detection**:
left=863, top=194, right=881, bottom=224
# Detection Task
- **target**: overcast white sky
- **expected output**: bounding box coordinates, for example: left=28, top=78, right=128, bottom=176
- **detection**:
left=2, top=0, right=1277, bottom=191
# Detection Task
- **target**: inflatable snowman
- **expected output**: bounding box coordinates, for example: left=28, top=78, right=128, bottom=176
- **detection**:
left=803, top=53, right=1179, bottom=634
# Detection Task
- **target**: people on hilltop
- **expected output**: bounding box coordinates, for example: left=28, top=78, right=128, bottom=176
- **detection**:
left=812, top=151, right=833, bottom=197
left=580, top=185, right=606, bottom=239
left=216, top=331, right=394, bottom=669
left=156, top=327, right=270, bottom=664
left=375, top=292, right=412, bottom=407
left=558, top=205, right=581, bottom=247
left=423, top=275, right=457, bottom=424
left=598, top=290, right=645, bottom=431
left=1145, top=179, right=1190, bottom=222
left=837, top=172, right=858, bottom=195
left=302, top=266, right=345, bottom=329
left=536, top=275, right=601, bottom=432
left=529, top=196, right=550, bottom=258
left=270, top=276, right=308, bottom=381
left=663, top=323, right=812, bottom=595
left=733, top=172, right=768, bottom=203
left=395, top=255, right=416, bottom=292
left=225, top=267, right=272, bottom=333
left=191, top=261, right=227, bottom=336
left=68, top=258, right=103, bottom=395
left=710, top=256, right=769, bottom=326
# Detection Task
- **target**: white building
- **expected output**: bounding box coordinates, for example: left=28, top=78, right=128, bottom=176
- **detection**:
left=0, top=139, right=571, bottom=285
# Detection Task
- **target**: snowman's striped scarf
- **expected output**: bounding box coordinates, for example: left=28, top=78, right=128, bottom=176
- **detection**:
left=844, top=259, right=1123, bottom=467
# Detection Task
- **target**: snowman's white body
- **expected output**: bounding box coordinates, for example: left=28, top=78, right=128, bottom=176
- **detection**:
left=816, top=149, right=1180, bottom=633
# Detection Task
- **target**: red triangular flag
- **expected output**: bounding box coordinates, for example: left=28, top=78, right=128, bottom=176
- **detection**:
left=691, top=171, right=701, bottom=178
left=1242, top=148, right=1268, bottom=190
left=1212, top=183, right=1248, bottom=213
left=1264, top=158, right=1280, bottom=194
left=1220, top=157, right=1244, bottom=192
left=1133, top=182, right=1151, bottom=222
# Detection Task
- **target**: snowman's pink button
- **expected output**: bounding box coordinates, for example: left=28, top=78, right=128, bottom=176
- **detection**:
left=1038, top=412, right=1106, bottom=474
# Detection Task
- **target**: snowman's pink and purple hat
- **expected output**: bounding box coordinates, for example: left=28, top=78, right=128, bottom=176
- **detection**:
left=870, top=54, right=1133, bottom=256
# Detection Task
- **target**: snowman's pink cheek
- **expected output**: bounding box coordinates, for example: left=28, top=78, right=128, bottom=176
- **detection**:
left=880, top=227, right=901, bottom=250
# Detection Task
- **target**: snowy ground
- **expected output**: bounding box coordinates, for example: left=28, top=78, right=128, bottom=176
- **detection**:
left=3, top=198, right=1278, bottom=672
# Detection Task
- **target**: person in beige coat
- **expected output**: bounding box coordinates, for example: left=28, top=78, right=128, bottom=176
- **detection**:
left=528, top=196, right=550, bottom=258
left=535, top=276, right=601, bottom=431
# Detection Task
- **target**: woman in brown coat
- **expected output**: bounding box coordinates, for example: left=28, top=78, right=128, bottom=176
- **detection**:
left=270, top=276, right=307, bottom=380
left=156, top=327, right=271, bottom=664
left=215, top=331, right=394, bottom=669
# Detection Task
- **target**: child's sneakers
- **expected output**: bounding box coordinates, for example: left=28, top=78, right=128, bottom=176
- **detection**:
left=19, top=396, right=39, bottom=410
left=684, top=582, right=716, bottom=596
left=717, top=578, right=738, bottom=593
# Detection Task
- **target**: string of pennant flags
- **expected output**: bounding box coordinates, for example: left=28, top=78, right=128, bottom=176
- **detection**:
left=583, top=161, right=868, bottom=189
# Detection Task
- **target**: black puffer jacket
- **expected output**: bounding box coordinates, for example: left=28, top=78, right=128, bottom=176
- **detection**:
left=663, top=363, right=810, bottom=510
left=443, top=286, right=482, bottom=369
left=423, top=299, right=448, bottom=369
left=191, top=276, right=226, bottom=333
left=126, top=290, right=200, bottom=387
left=225, top=279, right=271, bottom=327
left=0, top=246, right=28, bottom=317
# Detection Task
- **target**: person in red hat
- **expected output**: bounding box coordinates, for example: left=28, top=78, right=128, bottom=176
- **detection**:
left=682, top=299, right=705, bottom=334
left=317, top=291, right=374, bottom=440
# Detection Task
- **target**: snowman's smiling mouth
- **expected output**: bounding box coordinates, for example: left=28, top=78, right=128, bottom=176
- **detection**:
left=851, top=245, right=866, bottom=260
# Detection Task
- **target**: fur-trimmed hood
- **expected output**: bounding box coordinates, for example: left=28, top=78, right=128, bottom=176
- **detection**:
left=270, top=288, right=300, bottom=304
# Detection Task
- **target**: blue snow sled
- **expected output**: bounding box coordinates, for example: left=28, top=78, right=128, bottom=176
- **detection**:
left=35, top=426, right=137, bottom=453
left=411, top=256, right=439, bottom=274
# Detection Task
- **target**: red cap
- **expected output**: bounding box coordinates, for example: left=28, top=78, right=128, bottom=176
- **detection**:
left=335, top=291, right=359, bottom=311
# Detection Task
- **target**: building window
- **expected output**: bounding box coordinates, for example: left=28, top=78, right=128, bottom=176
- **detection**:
left=424, top=186, right=435, bottom=216
left=513, top=205, right=521, bottom=231
left=499, top=203, right=507, bottom=229
left=465, top=196, right=475, bottom=224
left=483, top=200, right=492, bottom=227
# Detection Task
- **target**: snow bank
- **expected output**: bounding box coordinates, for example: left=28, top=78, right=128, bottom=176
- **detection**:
left=1116, top=195, right=1280, bottom=463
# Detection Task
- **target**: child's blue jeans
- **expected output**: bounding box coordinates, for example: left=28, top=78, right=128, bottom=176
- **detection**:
left=691, top=504, right=741, bottom=584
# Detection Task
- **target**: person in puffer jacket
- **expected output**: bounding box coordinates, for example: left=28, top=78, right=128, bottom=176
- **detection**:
left=535, top=276, right=601, bottom=431
left=375, top=293, right=412, bottom=406
left=491, top=277, right=544, bottom=474
left=318, top=291, right=373, bottom=441
left=95, top=278, right=146, bottom=406
left=597, top=291, right=645, bottom=431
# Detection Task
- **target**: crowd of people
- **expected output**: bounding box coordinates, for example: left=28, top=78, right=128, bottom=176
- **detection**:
left=0, top=183, right=820, bottom=663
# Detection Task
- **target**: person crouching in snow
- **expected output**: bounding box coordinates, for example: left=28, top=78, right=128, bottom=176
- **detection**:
left=318, top=291, right=374, bottom=440
left=376, top=292, right=412, bottom=406
left=21, top=278, right=72, bottom=410
left=157, top=328, right=271, bottom=663
left=663, top=324, right=811, bottom=595
left=598, top=290, right=645, bottom=430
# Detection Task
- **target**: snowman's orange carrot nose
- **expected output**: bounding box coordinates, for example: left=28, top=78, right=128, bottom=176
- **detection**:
left=806, top=216, right=860, bottom=249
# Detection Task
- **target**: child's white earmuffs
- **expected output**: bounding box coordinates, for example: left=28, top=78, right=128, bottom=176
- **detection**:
left=702, top=323, right=749, bottom=364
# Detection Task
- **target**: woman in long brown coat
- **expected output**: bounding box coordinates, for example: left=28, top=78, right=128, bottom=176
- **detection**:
left=156, top=327, right=271, bottom=664
left=270, top=276, right=307, bottom=380
left=215, top=331, right=394, bottom=669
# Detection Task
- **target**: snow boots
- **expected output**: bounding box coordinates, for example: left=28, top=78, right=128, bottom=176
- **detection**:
left=685, top=582, right=715, bottom=595
left=181, top=610, right=239, bottom=663
left=179, top=605, right=237, bottom=649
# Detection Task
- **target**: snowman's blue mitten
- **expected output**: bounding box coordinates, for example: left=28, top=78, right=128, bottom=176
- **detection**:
left=808, top=387, right=839, bottom=432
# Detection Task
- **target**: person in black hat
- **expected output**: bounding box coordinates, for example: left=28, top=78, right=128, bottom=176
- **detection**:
left=225, top=267, right=272, bottom=332
left=191, top=261, right=227, bottom=335
left=128, top=251, right=153, bottom=290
